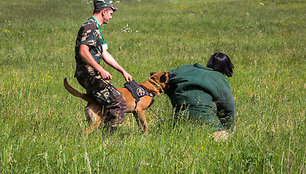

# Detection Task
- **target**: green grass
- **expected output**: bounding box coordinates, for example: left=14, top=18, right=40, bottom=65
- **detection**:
left=0, top=0, right=305, bottom=173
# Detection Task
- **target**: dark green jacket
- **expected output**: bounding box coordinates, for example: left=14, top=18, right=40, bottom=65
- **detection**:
left=166, top=63, right=235, bottom=130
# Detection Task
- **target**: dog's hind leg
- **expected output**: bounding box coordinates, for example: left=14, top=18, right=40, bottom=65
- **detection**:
left=84, top=103, right=102, bottom=134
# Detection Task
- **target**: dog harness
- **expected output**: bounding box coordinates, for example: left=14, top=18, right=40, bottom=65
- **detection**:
left=124, top=80, right=154, bottom=104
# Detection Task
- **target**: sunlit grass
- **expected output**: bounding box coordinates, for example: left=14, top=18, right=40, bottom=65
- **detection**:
left=0, top=0, right=305, bottom=173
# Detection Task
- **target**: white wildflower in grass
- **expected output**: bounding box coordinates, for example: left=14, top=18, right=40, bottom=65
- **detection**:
left=121, top=24, right=134, bottom=33
left=81, top=0, right=91, bottom=5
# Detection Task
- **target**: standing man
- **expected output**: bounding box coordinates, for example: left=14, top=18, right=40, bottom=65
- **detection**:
left=75, top=0, right=132, bottom=128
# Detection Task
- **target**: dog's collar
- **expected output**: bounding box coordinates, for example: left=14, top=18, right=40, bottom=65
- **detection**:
left=150, top=77, right=162, bottom=87
left=148, top=77, right=163, bottom=93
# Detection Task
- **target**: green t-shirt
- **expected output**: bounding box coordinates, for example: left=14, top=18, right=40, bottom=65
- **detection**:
left=75, top=17, right=105, bottom=66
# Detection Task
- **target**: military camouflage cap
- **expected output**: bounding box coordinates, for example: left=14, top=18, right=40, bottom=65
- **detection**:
left=94, top=0, right=118, bottom=11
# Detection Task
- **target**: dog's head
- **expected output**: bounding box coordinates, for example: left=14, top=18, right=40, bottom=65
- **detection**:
left=148, top=72, right=172, bottom=96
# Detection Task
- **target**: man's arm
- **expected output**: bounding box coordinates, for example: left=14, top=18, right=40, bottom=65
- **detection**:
left=79, top=44, right=112, bottom=80
left=216, top=90, right=235, bottom=131
left=102, top=50, right=132, bottom=82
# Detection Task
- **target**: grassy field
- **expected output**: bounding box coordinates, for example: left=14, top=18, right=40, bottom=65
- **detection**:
left=0, top=0, right=305, bottom=173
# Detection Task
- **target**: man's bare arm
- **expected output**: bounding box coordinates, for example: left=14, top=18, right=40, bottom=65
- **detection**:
left=79, top=44, right=112, bottom=80
left=102, top=50, right=132, bottom=82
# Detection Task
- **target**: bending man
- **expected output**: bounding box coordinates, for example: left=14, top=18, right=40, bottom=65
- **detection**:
left=165, top=53, right=235, bottom=141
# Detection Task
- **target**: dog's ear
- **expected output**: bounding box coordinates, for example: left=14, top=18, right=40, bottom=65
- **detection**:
left=150, top=72, right=156, bottom=76
left=160, top=72, right=173, bottom=83
left=160, top=73, right=167, bottom=83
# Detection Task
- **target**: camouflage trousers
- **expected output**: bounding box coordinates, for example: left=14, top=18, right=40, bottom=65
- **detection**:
left=75, top=65, right=127, bottom=127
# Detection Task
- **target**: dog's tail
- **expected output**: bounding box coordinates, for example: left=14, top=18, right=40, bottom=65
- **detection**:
left=63, top=78, right=97, bottom=104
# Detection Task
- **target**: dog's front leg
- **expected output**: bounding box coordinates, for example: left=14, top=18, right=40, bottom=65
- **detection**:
left=133, top=109, right=148, bottom=133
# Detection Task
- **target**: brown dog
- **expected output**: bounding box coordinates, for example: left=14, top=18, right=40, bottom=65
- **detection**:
left=64, top=72, right=170, bottom=134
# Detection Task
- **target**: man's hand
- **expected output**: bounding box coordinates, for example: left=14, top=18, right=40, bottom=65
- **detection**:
left=122, top=71, right=132, bottom=82
left=99, top=69, right=113, bottom=80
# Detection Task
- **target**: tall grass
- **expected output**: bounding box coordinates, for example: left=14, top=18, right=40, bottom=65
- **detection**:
left=0, top=0, right=305, bottom=173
